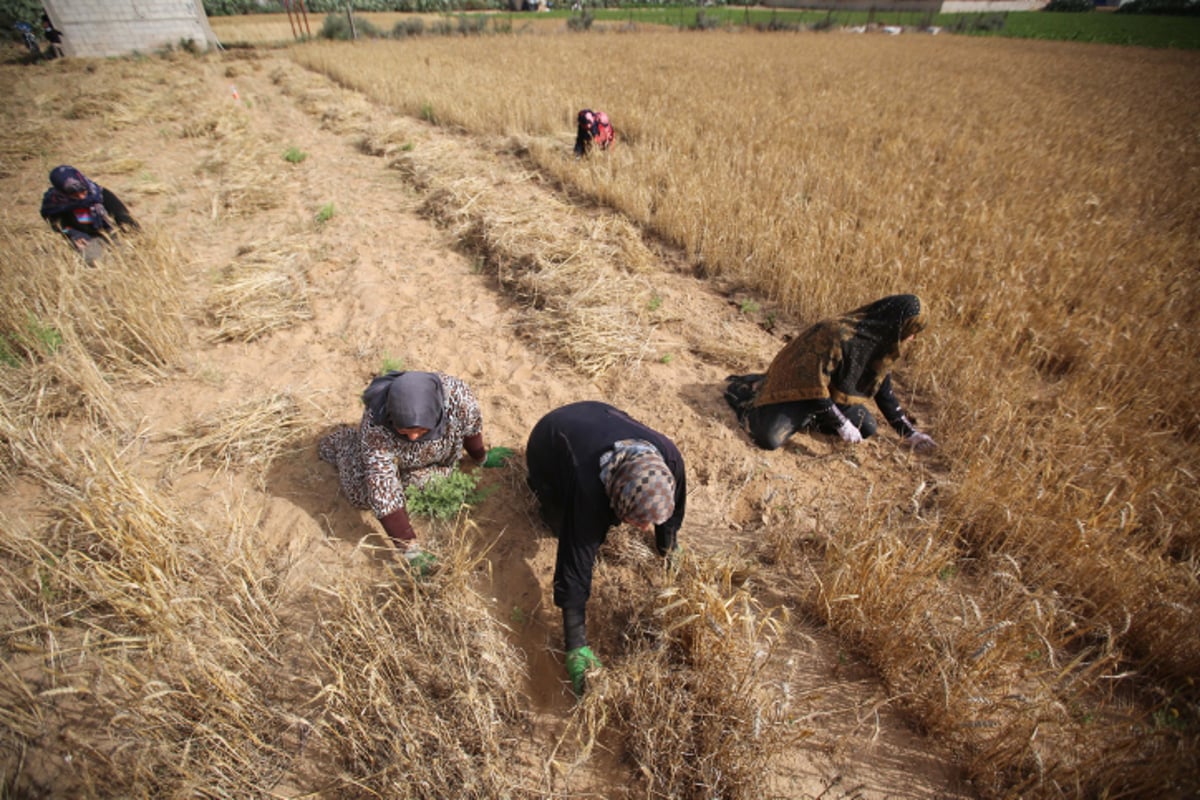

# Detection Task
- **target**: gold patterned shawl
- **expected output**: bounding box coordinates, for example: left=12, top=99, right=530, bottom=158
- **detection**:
left=753, top=295, right=926, bottom=408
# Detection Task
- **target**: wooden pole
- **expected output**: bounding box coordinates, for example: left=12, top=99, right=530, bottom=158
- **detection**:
left=298, top=0, right=312, bottom=38
left=283, top=0, right=299, bottom=39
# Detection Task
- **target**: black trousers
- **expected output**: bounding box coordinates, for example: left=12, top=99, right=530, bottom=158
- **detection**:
left=724, top=373, right=876, bottom=451
left=744, top=401, right=875, bottom=450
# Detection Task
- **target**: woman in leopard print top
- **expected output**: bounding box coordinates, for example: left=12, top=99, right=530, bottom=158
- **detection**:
left=319, top=371, right=488, bottom=550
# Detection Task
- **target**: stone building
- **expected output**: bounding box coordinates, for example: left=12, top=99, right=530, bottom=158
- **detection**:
left=41, top=0, right=220, bottom=58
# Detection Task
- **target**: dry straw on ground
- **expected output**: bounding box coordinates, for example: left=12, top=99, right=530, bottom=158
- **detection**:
left=203, top=240, right=315, bottom=342
left=165, top=390, right=313, bottom=475
left=558, top=543, right=800, bottom=800
left=306, top=516, right=529, bottom=799
left=264, top=61, right=664, bottom=377
left=402, top=144, right=660, bottom=376
left=0, top=434, right=529, bottom=798
left=0, top=55, right=533, bottom=799
left=0, top=220, right=185, bottom=438
left=291, top=32, right=1200, bottom=796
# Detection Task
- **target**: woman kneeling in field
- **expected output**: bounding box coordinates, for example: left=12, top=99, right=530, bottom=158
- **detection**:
left=319, top=370, right=508, bottom=574
left=40, top=165, right=139, bottom=264
left=725, top=294, right=937, bottom=453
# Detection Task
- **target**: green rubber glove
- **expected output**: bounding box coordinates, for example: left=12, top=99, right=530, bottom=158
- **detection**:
left=482, top=446, right=515, bottom=468
left=666, top=544, right=686, bottom=573
left=403, top=548, right=438, bottom=577
left=565, top=646, right=602, bottom=697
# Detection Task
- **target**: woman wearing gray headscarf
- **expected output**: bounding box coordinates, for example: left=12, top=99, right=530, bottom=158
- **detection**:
left=526, top=401, right=687, bottom=696
left=319, top=371, right=508, bottom=573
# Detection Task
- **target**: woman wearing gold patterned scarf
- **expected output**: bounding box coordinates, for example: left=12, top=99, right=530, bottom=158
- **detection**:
left=724, top=294, right=937, bottom=453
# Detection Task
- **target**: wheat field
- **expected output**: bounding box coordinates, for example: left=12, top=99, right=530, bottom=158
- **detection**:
left=290, top=29, right=1200, bottom=794
left=1, top=21, right=1198, bottom=800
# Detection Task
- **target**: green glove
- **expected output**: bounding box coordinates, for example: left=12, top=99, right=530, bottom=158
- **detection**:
left=403, top=548, right=438, bottom=577
left=565, top=646, right=602, bottom=697
left=666, top=544, right=686, bottom=572
left=482, top=446, right=515, bottom=468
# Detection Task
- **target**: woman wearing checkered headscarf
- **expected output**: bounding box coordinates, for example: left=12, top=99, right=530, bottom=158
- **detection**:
left=526, top=401, right=687, bottom=695
left=724, top=294, right=937, bottom=453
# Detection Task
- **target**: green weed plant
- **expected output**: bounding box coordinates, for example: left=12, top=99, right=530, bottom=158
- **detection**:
left=406, top=469, right=489, bottom=520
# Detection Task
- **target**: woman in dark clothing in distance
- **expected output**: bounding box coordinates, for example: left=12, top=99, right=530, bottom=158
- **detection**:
left=40, top=165, right=138, bottom=264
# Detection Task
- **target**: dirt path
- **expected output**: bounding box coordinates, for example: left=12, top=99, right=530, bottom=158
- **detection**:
left=18, top=51, right=972, bottom=798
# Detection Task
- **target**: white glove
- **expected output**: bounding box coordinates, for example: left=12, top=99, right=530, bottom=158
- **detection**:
left=836, top=418, right=863, bottom=444
left=901, top=431, right=937, bottom=453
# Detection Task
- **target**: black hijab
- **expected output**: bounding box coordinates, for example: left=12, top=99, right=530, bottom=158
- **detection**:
left=833, top=294, right=926, bottom=398
left=40, top=166, right=108, bottom=223
left=361, top=371, right=447, bottom=442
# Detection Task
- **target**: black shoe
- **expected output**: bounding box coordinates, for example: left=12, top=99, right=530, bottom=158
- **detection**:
left=723, top=374, right=763, bottom=408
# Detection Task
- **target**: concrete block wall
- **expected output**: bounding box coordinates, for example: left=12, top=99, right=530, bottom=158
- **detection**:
left=43, top=0, right=220, bottom=58
left=763, top=0, right=944, bottom=13
left=940, top=0, right=1046, bottom=10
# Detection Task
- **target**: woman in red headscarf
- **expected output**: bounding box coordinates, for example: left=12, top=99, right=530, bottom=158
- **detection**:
left=725, top=294, right=937, bottom=453
left=573, top=109, right=615, bottom=158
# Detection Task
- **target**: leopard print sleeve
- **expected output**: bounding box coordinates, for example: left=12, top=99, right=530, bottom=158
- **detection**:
left=438, top=374, right=483, bottom=443
left=358, top=407, right=407, bottom=518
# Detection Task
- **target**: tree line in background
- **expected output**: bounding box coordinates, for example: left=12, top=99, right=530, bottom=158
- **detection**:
left=196, top=0, right=1198, bottom=14
left=203, top=0, right=534, bottom=13
left=1, top=0, right=1196, bottom=34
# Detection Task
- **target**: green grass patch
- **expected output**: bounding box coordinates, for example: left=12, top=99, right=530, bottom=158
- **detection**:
left=0, top=335, right=20, bottom=368
left=551, top=5, right=1200, bottom=48
left=1, top=316, right=64, bottom=366
left=962, top=10, right=1200, bottom=48
left=406, top=469, right=491, bottom=519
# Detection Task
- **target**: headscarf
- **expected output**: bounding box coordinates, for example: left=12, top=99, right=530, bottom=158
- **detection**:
left=754, top=294, right=926, bottom=407
left=361, top=371, right=446, bottom=442
left=598, top=439, right=676, bottom=527
left=40, top=166, right=110, bottom=227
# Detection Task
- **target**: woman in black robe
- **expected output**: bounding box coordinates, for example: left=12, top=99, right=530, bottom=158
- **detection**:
left=40, top=165, right=138, bottom=263
left=526, top=401, right=686, bottom=695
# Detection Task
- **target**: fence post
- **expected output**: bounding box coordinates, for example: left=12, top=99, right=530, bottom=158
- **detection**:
left=283, top=0, right=298, bottom=39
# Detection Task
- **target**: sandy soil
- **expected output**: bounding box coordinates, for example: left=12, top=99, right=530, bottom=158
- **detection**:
left=8, top=50, right=974, bottom=799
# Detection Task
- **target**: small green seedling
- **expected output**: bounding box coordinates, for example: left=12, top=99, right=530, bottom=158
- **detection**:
left=407, top=469, right=488, bottom=519
left=283, top=147, right=308, bottom=164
